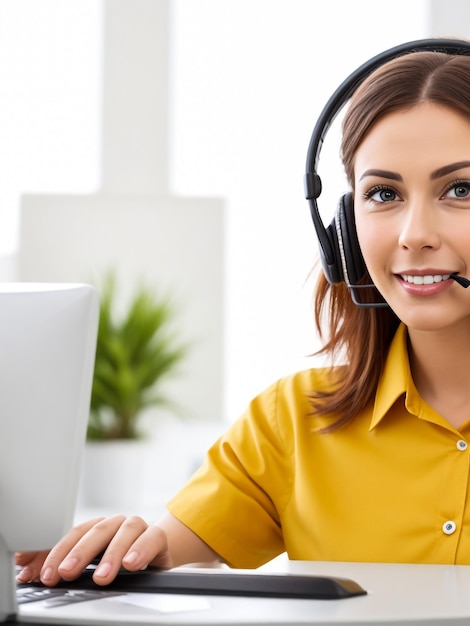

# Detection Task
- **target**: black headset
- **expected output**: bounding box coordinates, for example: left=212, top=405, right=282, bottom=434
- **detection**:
left=304, top=38, right=470, bottom=307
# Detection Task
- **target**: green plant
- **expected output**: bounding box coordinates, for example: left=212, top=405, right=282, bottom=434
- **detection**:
left=87, top=274, right=188, bottom=440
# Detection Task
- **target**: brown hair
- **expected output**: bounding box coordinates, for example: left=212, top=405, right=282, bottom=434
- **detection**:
left=311, top=48, right=470, bottom=430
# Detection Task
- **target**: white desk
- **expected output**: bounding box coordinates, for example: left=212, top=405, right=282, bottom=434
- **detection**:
left=18, top=560, right=470, bottom=626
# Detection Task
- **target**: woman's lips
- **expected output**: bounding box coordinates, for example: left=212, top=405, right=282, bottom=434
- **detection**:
left=396, top=273, right=454, bottom=296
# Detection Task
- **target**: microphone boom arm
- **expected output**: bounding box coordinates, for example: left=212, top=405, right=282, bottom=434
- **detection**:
left=451, top=273, right=470, bottom=288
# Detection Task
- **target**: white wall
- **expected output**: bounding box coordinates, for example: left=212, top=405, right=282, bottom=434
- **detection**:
left=0, top=0, right=102, bottom=256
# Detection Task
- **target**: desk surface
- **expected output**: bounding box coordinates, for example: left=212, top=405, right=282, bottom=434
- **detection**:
left=16, top=560, right=470, bottom=626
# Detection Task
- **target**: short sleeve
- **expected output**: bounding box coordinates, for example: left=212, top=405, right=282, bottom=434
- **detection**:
left=166, top=378, right=294, bottom=568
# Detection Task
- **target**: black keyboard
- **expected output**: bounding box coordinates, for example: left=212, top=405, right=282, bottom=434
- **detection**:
left=18, top=566, right=367, bottom=600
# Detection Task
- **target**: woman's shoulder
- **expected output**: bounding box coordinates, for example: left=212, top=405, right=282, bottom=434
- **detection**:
left=240, top=365, right=348, bottom=442
left=246, top=364, right=346, bottom=423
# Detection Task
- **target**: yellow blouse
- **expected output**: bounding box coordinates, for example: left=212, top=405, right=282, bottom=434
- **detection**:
left=167, top=324, right=470, bottom=567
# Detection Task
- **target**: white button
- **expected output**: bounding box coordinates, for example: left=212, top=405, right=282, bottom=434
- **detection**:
left=443, top=521, right=457, bottom=535
left=457, top=440, right=468, bottom=451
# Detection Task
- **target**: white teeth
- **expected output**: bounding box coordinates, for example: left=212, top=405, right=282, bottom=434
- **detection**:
left=401, top=274, right=451, bottom=285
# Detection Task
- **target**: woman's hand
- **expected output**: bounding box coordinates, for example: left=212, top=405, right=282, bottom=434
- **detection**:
left=16, top=514, right=173, bottom=587
left=16, top=512, right=220, bottom=587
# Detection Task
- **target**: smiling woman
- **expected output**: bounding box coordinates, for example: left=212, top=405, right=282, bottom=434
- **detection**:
left=17, top=38, right=470, bottom=588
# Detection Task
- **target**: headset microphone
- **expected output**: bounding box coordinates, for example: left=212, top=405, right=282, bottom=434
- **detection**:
left=305, top=38, right=470, bottom=307
left=451, top=274, right=470, bottom=288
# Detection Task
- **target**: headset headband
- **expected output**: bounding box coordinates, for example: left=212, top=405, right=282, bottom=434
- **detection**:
left=304, top=38, right=470, bottom=274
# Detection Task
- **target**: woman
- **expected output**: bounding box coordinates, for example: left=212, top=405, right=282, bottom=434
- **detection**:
left=17, top=40, right=470, bottom=586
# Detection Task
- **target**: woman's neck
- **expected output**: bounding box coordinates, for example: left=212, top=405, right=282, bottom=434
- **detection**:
left=408, top=322, right=470, bottom=429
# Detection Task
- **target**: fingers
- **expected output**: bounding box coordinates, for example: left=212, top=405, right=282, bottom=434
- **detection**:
left=92, top=522, right=172, bottom=586
left=16, top=515, right=106, bottom=584
left=17, top=515, right=171, bottom=588
left=18, top=515, right=171, bottom=588
left=21, top=516, right=107, bottom=587
left=53, top=515, right=128, bottom=585
left=122, top=524, right=172, bottom=571
left=16, top=550, right=50, bottom=583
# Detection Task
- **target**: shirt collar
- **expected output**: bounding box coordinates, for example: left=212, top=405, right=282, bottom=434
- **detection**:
left=370, top=323, right=411, bottom=430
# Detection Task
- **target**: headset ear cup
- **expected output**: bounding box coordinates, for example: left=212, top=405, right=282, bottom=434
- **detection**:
left=322, top=212, right=344, bottom=284
left=321, top=194, right=350, bottom=284
left=336, top=193, right=368, bottom=285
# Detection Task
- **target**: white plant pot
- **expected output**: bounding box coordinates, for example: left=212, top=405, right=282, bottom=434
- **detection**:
left=78, top=439, right=154, bottom=513
left=77, top=417, right=224, bottom=520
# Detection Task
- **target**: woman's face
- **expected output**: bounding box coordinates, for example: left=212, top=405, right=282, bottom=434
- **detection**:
left=354, top=102, right=470, bottom=332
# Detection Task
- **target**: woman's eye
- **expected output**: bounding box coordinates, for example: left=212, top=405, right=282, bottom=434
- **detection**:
left=363, top=186, right=398, bottom=203
left=445, top=181, right=470, bottom=199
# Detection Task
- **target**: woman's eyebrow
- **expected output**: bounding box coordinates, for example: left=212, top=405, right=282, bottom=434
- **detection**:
left=359, top=161, right=470, bottom=182
left=430, top=160, right=470, bottom=180
left=359, top=169, right=402, bottom=181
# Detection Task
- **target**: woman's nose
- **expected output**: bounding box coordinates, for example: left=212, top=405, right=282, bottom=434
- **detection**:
left=397, top=201, right=441, bottom=251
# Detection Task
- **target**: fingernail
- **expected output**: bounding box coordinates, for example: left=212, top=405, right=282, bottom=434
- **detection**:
left=41, top=567, right=53, bottom=582
left=123, top=551, right=138, bottom=565
left=59, top=557, right=79, bottom=572
left=94, top=562, right=111, bottom=578
left=17, top=567, right=33, bottom=582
